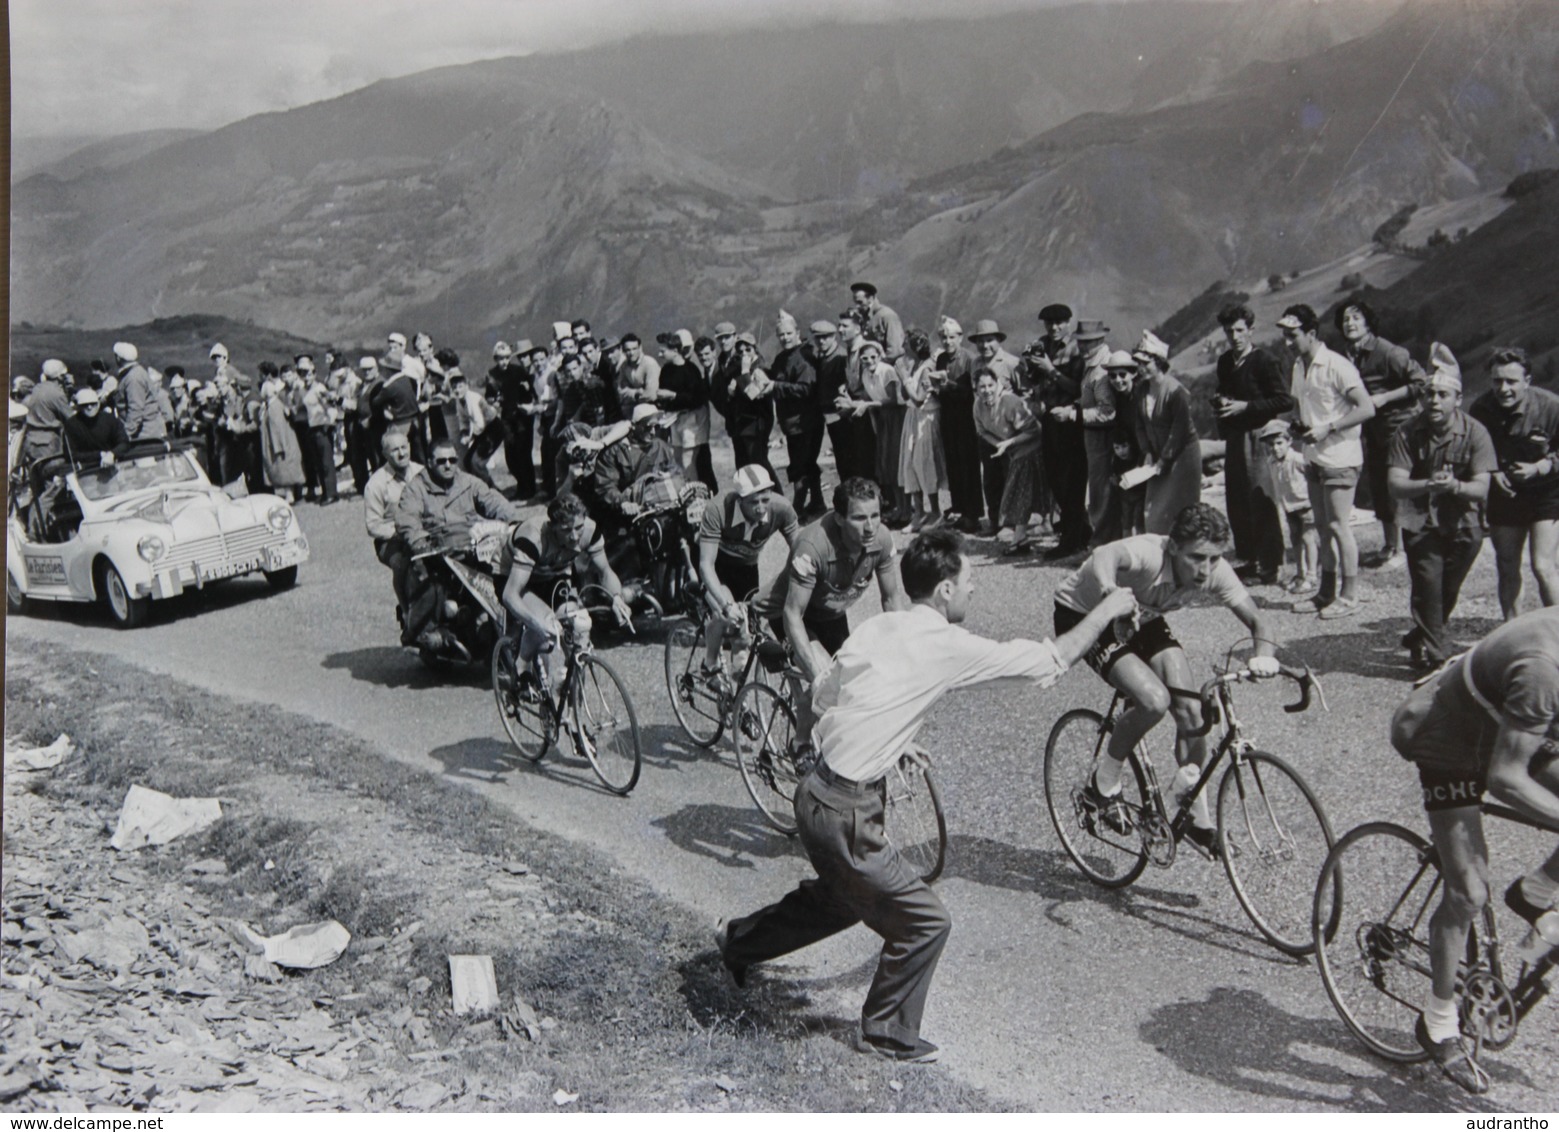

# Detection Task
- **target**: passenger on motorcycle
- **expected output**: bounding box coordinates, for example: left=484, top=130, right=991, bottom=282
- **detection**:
left=395, top=438, right=520, bottom=651
left=591, top=404, right=681, bottom=524
left=500, top=492, right=634, bottom=704
left=696, top=464, right=801, bottom=695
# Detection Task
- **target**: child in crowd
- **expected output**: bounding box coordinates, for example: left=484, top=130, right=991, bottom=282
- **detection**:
left=1258, top=418, right=1319, bottom=593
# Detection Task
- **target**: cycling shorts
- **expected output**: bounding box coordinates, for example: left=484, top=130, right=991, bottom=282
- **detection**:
left=1053, top=603, right=1180, bottom=678
left=768, top=611, right=850, bottom=659
left=713, top=552, right=760, bottom=607
left=1395, top=657, right=1496, bottom=811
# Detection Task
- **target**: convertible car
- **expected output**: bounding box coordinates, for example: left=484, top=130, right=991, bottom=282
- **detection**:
left=6, top=438, right=309, bottom=627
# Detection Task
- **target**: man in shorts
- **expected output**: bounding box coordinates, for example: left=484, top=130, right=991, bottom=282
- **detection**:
left=1052, top=503, right=1278, bottom=856
left=757, top=476, right=909, bottom=685
left=499, top=493, right=633, bottom=704
left=1469, top=347, right=1559, bottom=620
left=1391, top=606, right=1559, bottom=1093
left=696, top=464, right=801, bottom=694
left=718, top=528, right=1138, bottom=1062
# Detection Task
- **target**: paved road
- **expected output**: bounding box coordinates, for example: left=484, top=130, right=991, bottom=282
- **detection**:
left=9, top=485, right=1556, bottom=1111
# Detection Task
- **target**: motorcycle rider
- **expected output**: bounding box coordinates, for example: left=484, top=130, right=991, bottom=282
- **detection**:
left=500, top=492, right=634, bottom=707
left=364, top=429, right=424, bottom=611
left=591, top=403, right=681, bottom=527
left=395, top=437, right=520, bottom=657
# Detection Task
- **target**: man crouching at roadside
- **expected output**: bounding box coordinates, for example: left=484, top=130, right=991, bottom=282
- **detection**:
left=716, top=528, right=1137, bottom=1062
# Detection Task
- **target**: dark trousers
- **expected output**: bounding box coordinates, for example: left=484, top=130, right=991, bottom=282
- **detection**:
left=1362, top=416, right=1410, bottom=536
left=503, top=414, right=536, bottom=499
left=826, top=416, right=876, bottom=487
left=306, top=425, right=338, bottom=501
left=463, top=421, right=506, bottom=488
left=1404, top=529, right=1483, bottom=663
left=938, top=399, right=983, bottom=520
left=1043, top=417, right=1089, bottom=549
left=732, top=431, right=778, bottom=483
left=723, top=766, right=951, bottom=1047
left=375, top=536, right=413, bottom=610
left=980, top=444, right=1005, bottom=527
left=694, top=443, right=718, bottom=493
left=345, top=419, right=372, bottom=493
left=540, top=429, right=561, bottom=498
left=785, top=426, right=824, bottom=508
left=1225, top=431, right=1285, bottom=574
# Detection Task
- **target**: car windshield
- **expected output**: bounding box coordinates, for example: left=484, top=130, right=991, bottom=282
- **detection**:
left=75, top=451, right=204, bottom=501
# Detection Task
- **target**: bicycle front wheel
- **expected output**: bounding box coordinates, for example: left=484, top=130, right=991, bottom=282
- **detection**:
left=572, top=656, right=642, bottom=795
left=731, top=681, right=802, bottom=834
left=492, top=638, right=550, bottom=763
left=664, top=620, right=726, bottom=748
left=884, top=756, right=947, bottom=883
left=1043, top=709, right=1150, bottom=888
left=1216, top=750, right=1335, bottom=956
left=1313, top=822, right=1439, bottom=1063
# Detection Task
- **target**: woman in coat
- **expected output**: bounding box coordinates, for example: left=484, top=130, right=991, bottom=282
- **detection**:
left=259, top=375, right=305, bottom=501
left=1129, top=332, right=1202, bottom=535
left=972, top=368, right=1043, bottom=553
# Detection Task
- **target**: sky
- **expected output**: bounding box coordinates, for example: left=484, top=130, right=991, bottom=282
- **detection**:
left=9, top=0, right=1156, bottom=140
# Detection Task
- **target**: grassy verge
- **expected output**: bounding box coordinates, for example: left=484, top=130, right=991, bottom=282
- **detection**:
left=3, top=645, right=1001, bottom=1112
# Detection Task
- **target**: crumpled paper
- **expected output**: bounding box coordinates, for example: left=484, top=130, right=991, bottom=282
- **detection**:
left=225, top=919, right=351, bottom=970
left=110, top=785, right=223, bottom=851
left=5, top=733, right=73, bottom=772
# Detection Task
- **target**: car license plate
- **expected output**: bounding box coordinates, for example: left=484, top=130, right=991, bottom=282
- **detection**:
left=266, top=542, right=305, bottom=570
left=201, top=557, right=261, bottom=582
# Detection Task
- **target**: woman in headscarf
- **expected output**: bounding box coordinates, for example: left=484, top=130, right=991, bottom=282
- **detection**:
left=258, top=366, right=305, bottom=501
left=858, top=339, right=907, bottom=525
left=972, top=369, right=1042, bottom=553
left=898, top=327, right=946, bottom=530
left=1128, top=331, right=1202, bottom=536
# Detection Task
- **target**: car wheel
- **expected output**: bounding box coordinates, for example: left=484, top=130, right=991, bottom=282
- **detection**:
left=6, top=571, right=27, bottom=615
left=264, top=566, right=299, bottom=591
left=98, top=561, right=150, bottom=628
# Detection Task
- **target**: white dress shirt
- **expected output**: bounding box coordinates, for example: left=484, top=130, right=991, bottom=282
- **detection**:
left=811, top=603, right=1066, bottom=783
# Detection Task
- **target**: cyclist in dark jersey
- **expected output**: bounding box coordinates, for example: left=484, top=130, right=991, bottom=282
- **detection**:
left=500, top=493, right=632, bottom=702
left=696, top=464, right=801, bottom=694
left=1391, top=606, right=1559, bottom=1092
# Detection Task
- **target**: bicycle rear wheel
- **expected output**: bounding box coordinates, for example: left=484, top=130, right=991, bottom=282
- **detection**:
left=573, top=655, right=642, bottom=795
left=884, top=756, right=948, bottom=883
left=664, top=620, right=727, bottom=747
left=731, top=681, right=802, bottom=834
left=1216, top=750, right=1335, bottom=956
left=491, top=638, right=550, bottom=763
left=1313, top=822, right=1439, bottom=1062
left=1043, top=709, right=1150, bottom=888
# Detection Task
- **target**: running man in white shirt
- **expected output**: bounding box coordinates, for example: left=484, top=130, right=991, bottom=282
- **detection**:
left=1052, top=503, right=1278, bottom=857
left=716, top=528, right=1136, bottom=1063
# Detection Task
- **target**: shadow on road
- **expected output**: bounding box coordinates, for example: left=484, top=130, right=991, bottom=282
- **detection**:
left=652, top=802, right=805, bottom=871
left=1284, top=613, right=1502, bottom=683
left=428, top=732, right=632, bottom=799
left=321, top=645, right=488, bottom=690
left=946, top=834, right=1299, bottom=967
left=10, top=575, right=291, bottom=631
left=1140, top=986, right=1526, bottom=1112
left=640, top=722, right=725, bottom=773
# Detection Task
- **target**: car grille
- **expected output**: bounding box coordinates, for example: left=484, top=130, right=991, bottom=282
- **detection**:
left=160, top=524, right=279, bottom=575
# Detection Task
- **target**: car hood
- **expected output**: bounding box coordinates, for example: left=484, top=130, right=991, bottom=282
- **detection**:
left=92, top=489, right=286, bottom=539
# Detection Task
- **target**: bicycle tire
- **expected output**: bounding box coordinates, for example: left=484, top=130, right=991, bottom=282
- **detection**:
left=1043, top=709, right=1151, bottom=888
left=885, top=756, right=948, bottom=884
left=1216, top=750, right=1335, bottom=956
left=731, top=681, right=802, bottom=834
left=664, top=620, right=727, bottom=748
left=572, top=655, right=642, bottom=795
left=491, top=638, right=550, bottom=763
left=1313, top=822, right=1441, bottom=1063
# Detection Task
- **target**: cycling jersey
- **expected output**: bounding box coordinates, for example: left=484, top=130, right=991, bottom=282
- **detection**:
left=1053, top=534, right=1247, bottom=618
left=757, top=513, right=896, bottom=621
left=698, top=491, right=799, bottom=566
left=505, top=516, right=604, bottom=605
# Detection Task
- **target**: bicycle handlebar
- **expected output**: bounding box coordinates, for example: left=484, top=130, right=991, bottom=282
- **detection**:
left=1181, top=665, right=1321, bottom=738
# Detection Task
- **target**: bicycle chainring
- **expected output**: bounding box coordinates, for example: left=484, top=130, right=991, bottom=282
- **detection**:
left=1460, top=969, right=1518, bottom=1051
left=1142, top=811, right=1176, bottom=868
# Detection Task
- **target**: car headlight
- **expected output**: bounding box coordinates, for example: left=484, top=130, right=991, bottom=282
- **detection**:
left=267, top=503, right=293, bottom=533
left=137, top=535, right=167, bottom=563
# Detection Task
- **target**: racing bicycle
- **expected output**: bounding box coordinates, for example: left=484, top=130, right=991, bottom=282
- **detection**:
left=1043, top=655, right=1331, bottom=956
left=491, top=581, right=643, bottom=795
left=1312, top=805, right=1557, bottom=1075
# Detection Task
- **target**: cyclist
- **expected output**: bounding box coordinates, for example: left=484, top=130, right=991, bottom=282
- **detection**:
left=1052, top=502, right=1279, bottom=857
left=499, top=492, right=633, bottom=706
left=1389, top=606, right=1559, bottom=1093
left=695, top=463, right=801, bottom=695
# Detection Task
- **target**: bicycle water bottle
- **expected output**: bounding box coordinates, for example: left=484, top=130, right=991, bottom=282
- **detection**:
left=1514, top=909, right=1559, bottom=965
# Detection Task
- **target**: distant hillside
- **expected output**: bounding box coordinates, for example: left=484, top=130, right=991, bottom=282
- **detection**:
left=10, top=128, right=204, bottom=183
left=10, top=316, right=328, bottom=383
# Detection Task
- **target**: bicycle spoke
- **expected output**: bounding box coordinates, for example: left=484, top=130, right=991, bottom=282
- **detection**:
left=575, top=657, right=641, bottom=795
left=1043, top=709, right=1150, bottom=888
left=732, top=683, right=800, bottom=834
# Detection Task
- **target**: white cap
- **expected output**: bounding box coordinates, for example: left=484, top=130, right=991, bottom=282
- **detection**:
left=734, top=464, right=775, bottom=497
left=41, top=358, right=68, bottom=379
left=630, top=403, right=660, bottom=424
left=359, top=356, right=379, bottom=370
left=113, top=341, right=138, bottom=362
left=209, top=342, right=228, bottom=359
left=387, top=332, right=408, bottom=348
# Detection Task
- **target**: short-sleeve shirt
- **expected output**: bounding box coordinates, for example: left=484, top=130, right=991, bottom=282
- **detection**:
left=757, top=512, right=897, bottom=621
left=506, top=515, right=604, bottom=597
left=1291, top=344, right=1367, bottom=469
left=1468, top=606, right=1559, bottom=737
left=1386, top=410, right=1498, bottom=538
left=699, top=491, right=800, bottom=566
left=1053, top=534, right=1248, bottom=618
left=1469, top=386, right=1559, bottom=501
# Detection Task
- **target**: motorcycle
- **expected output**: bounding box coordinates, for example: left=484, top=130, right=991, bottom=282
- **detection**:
left=616, top=470, right=712, bottom=625
left=398, top=520, right=509, bottom=671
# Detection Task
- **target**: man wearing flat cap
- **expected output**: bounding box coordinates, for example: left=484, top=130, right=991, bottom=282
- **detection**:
left=1387, top=345, right=1496, bottom=669
left=1215, top=303, right=1292, bottom=585
left=591, top=403, right=682, bottom=531
left=771, top=312, right=825, bottom=517
left=711, top=331, right=778, bottom=483
left=929, top=317, right=983, bottom=533
left=490, top=340, right=539, bottom=500
left=63, top=387, right=129, bottom=460
left=114, top=342, right=167, bottom=442
left=1049, top=319, right=1116, bottom=547
left=851, top=282, right=905, bottom=363
left=808, top=319, right=860, bottom=489
left=20, top=359, right=73, bottom=468
left=1027, top=304, right=1088, bottom=555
